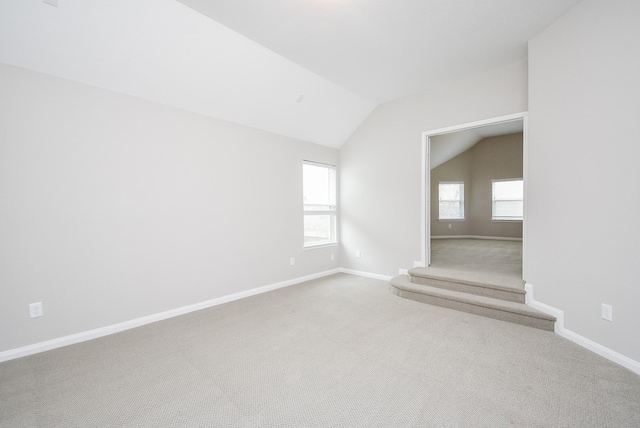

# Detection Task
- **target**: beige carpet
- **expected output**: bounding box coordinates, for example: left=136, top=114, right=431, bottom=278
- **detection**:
left=428, top=238, right=524, bottom=289
left=1, top=273, right=639, bottom=427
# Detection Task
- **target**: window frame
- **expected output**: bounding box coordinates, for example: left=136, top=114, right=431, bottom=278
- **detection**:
left=303, top=160, right=338, bottom=248
left=491, top=178, right=524, bottom=221
left=438, top=181, right=465, bottom=220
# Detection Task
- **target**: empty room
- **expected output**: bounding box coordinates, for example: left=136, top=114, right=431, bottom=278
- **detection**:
left=1, top=0, right=639, bottom=427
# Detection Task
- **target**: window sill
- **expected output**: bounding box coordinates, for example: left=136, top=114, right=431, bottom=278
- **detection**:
left=304, top=241, right=339, bottom=250
left=491, top=219, right=523, bottom=222
left=438, top=219, right=465, bottom=222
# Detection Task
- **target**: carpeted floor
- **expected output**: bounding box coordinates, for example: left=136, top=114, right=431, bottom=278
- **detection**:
left=428, top=238, right=524, bottom=289
left=1, top=273, right=639, bottom=427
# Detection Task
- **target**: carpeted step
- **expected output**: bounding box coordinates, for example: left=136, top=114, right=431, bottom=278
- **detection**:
left=409, top=267, right=525, bottom=303
left=390, top=275, right=556, bottom=331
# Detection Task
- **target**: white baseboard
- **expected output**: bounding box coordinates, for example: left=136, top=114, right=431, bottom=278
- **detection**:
left=14, top=271, right=636, bottom=376
left=526, top=283, right=640, bottom=375
left=338, top=268, right=393, bottom=282
left=432, top=235, right=522, bottom=241
left=0, top=268, right=340, bottom=363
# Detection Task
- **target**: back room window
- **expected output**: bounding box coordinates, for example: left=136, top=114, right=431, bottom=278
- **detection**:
left=492, top=179, right=524, bottom=221
left=439, top=181, right=464, bottom=220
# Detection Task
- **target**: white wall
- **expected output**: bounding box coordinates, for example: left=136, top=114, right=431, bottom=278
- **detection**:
left=0, top=64, right=338, bottom=353
left=339, top=60, right=528, bottom=275
left=528, top=0, right=640, bottom=363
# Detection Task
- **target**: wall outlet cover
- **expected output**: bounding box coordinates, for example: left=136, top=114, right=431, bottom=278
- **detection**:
left=29, top=302, right=43, bottom=318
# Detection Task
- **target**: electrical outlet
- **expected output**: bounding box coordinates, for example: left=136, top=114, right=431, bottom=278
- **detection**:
left=330, top=253, right=335, bottom=260
left=355, top=250, right=361, bottom=258
left=29, top=302, right=43, bottom=318
left=602, top=304, right=613, bottom=321
left=290, top=257, right=295, bottom=266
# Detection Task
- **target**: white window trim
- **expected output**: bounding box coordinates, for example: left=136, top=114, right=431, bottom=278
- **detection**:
left=303, top=161, right=338, bottom=248
left=303, top=241, right=339, bottom=250
left=492, top=178, right=524, bottom=221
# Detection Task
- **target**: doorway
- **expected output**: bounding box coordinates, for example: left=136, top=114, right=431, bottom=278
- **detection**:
left=421, top=112, right=528, bottom=280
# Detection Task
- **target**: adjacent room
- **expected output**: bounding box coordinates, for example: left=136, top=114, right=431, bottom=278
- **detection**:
left=429, top=123, right=525, bottom=282
left=1, top=0, right=639, bottom=426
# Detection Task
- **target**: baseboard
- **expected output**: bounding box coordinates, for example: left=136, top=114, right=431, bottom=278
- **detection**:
left=0, top=268, right=340, bottom=363
left=432, top=235, right=522, bottom=241
left=526, top=282, right=640, bottom=375
left=338, top=268, right=393, bottom=281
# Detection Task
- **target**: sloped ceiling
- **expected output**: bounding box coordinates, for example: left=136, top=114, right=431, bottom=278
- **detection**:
left=430, top=120, right=523, bottom=169
left=179, top=0, right=581, bottom=104
left=0, top=0, right=374, bottom=147
left=0, top=0, right=580, bottom=147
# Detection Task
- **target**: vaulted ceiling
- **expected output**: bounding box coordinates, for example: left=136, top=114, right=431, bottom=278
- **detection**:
left=430, top=120, right=523, bottom=169
left=0, top=0, right=581, bottom=147
left=179, top=0, right=581, bottom=104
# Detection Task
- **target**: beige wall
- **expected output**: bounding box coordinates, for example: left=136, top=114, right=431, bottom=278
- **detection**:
left=431, top=133, right=523, bottom=238
left=430, top=150, right=472, bottom=236
left=470, top=133, right=524, bottom=238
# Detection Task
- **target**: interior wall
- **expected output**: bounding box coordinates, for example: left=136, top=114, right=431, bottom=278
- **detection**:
left=339, top=60, right=528, bottom=276
left=0, top=63, right=339, bottom=353
left=431, top=133, right=523, bottom=238
left=470, top=133, right=523, bottom=238
left=430, top=150, right=473, bottom=237
left=528, top=0, right=640, bottom=362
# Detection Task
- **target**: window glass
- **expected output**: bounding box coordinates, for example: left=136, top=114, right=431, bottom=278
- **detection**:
left=303, top=162, right=337, bottom=246
left=492, top=179, right=523, bottom=220
left=439, top=182, right=464, bottom=220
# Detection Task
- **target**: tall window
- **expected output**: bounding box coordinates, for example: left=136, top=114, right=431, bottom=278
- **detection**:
left=492, top=179, right=524, bottom=221
left=439, top=181, right=464, bottom=220
left=303, top=161, right=337, bottom=247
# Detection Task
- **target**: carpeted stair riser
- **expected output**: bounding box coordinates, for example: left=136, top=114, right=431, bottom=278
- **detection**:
left=390, top=275, right=556, bottom=331
left=409, top=273, right=525, bottom=303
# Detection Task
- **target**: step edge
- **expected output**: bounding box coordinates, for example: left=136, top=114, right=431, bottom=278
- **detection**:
left=391, top=276, right=556, bottom=322
left=408, top=268, right=526, bottom=294
left=391, top=285, right=555, bottom=331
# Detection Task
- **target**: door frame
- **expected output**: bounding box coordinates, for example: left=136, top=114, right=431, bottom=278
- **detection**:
left=420, top=112, right=529, bottom=279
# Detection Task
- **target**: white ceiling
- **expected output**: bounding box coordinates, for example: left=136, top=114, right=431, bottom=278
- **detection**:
left=0, top=0, right=581, bottom=148
left=0, top=0, right=374, bottom=147
left=178, top=0, right=581, bottom=103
